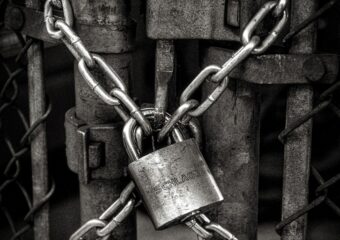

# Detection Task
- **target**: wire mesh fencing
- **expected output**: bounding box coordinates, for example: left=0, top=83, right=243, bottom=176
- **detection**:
left=0, top=26, right=54, bottom=239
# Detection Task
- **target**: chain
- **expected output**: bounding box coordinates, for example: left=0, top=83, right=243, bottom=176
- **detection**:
left=158, top=0, right=289, bottom=142
left=43, top=0, right=289, bottom=239
left=185, top=214, right=237, bottom=240
left=43, top=0, right=152, bottom=135
left=69, top=182, right=139, bottom=240
left=44, top=0, right=339, bottom=239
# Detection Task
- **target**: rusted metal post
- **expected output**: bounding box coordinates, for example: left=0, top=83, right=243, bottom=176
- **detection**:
left=26, top=1, right=49, bottom=239
left=67, top=0, right=136, bottom=239
left=202, top=53, right=260, bottom=240
left=281, top=0, right=317, bottom=239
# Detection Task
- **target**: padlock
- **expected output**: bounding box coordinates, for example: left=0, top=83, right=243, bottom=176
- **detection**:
left=123, top=108, right=224, bottom=229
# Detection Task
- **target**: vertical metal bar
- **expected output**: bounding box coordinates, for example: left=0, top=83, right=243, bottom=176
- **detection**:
left=202, top=65, right=260, bottom=240
left=154, top=40, right=175, bottom=123
left=26, top=1, right=49, bottom=240
left=281, top=0, right=317, bottom=239
left=71, top=0, right=136, bottom=239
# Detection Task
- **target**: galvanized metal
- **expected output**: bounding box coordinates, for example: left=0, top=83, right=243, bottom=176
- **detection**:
left=281, top=0, right=317, bottom=240
left=202, top=50, right=260, bottom=240
left=25, top=0, right=50, bottom=239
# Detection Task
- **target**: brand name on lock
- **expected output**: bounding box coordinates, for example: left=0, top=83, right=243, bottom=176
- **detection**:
left=148, top=166, right=206, bottom=195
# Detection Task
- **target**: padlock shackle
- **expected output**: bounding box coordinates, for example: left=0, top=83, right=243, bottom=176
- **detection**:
left=122, top=108, right=185, bottom=162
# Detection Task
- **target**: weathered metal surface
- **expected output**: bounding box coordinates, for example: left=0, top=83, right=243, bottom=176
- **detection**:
left=128, top=139, right=224, bottom=229
left=26, top=1, right=49, bottom=240
left=203, top=48, right=338, bottom=84
left=65, top=108, right=126, bottom=183
left=64, top=0, right=136, bottom=239
left=281, top=0, right=317, bottom=239
left=25, top=0, right=50, bottom=239
left=202, top=55, right=260, bottom=240
left=5, top=2, right=135, bottom=53
left=226, top=0, right=240, bottom=27
left=71, top=0, right=135, bottom=53
left=27, top=40, right=50, bottom=240
left=146, top=0, right=257, bottom=40
left=154, top=40, right=175, bottom=125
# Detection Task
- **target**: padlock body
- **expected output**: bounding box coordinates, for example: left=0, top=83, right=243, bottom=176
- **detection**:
left=128, top=139, right=223, bottom=229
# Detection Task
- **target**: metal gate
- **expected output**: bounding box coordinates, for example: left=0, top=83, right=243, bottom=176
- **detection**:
left=0, top=0, right=339, bottom=239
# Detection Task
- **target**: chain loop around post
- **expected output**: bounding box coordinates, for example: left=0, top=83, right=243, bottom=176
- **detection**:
left=44, top=0, right=74, bottom=39
left=241, top=1, right=289, bottom=54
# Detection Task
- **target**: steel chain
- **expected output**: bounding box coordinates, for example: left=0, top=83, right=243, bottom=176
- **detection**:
left=185, top=214, right=237, bottom=240
left=69, top=182, right=138, bottom=240
left=158, top=0, right=289, bottom=142
left=44, top=0, right=152, bottom=136
left=0, top=31, right=55, bottom=239
left=42, top=0, right=340, bottom=239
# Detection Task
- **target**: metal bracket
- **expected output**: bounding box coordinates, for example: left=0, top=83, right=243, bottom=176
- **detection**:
left=65, top=108, right=127, bottom=184
left=204, top=47, right=339, bottom=84
left=5, top=5, right=60, bottom=44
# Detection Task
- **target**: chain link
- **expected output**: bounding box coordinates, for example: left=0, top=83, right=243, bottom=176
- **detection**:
left=44, top=0, right=73, bottom=39
left=185, top=214, right=237, bottom=240
left=241, top=1, right=288, bottom=54
left=42, top=0, right=340, bottom=239
left=44, top=0, right=153, bottom=136
left=158, top=0, right=289, bottom=141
